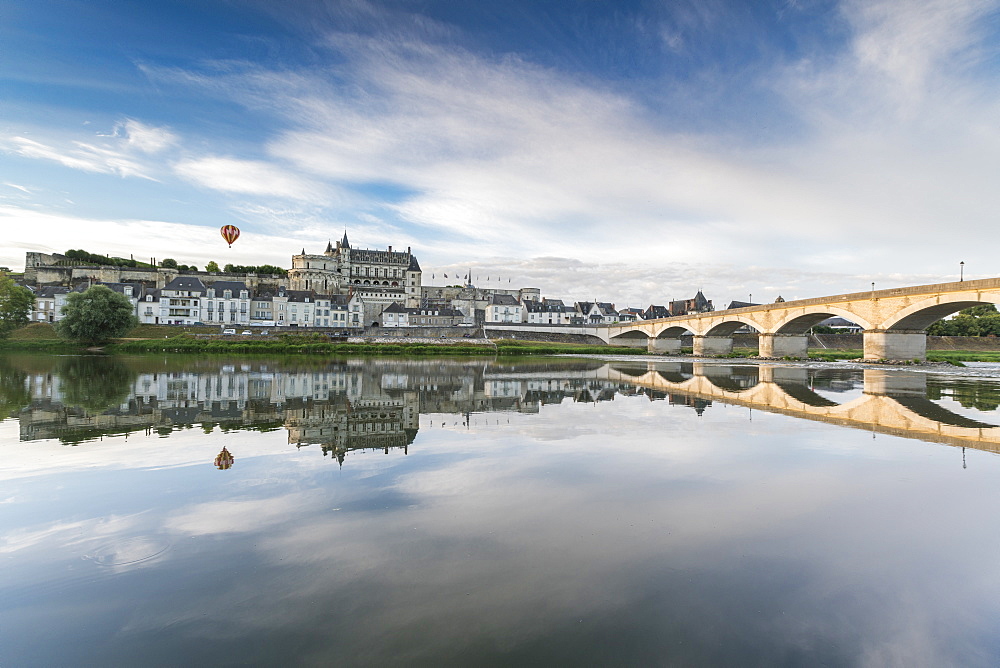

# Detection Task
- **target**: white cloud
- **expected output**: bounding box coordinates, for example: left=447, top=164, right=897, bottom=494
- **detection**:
left=117, top=118, right=178, bottom=153
left=2, top=131, right=158, bottom=180
left=173, top=156, right=328, bottom=201
left=8, top=1, right=1000, bottom=306
left=0, top=206, right=297, bottom=273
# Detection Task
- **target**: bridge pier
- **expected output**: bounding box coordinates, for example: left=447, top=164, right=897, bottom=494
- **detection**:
left=693, top=335, right=733, bottom=356
left=863, top=331, right=926, bottom=361
left=610, top=337, right=650, bottom=350
left=648, top=338, right=682, bottom=354
left=758, top=333, right=809, bottom=358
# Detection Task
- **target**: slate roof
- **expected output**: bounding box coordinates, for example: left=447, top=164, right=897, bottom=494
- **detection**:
left=33, top=286, right=70, bottom=298
left=206, top=280, right=251, bottom=297
left=596, top=302, right=617, bottom=316
left=161, top=276, right=207, bottom=294
left=382, top=302, right=408, bottom=314
left=491, top=293, right=520, bottom=306
left=407, top=254, right=422, bottom=272
left=644, top=305, right=670, bottom=319
left=524, top=300, right=564, bottom=313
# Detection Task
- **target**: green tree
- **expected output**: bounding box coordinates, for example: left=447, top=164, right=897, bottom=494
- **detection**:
left=0, top=273, right=33, bottom=338
left=960, top=304, right=998, bottom=317
left=929, top=303, right=1000, bottom=336
left=205, top=261, right=220, bottom=272
left=161, top=258, right=178, bottom=268
left=57, top=285, right=138, bottom=346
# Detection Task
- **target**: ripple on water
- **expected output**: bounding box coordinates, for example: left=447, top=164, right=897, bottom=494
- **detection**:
left=85, top=535, right=172, bottom=569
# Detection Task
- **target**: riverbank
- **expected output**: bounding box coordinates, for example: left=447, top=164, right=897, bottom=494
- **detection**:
left=109, top=335, right=648, bottom=356
left=6, top=322, right=1000, bottom=361
left=0, top=325, right=646, bottom=357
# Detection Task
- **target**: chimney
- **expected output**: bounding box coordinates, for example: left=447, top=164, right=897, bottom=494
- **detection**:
left=388, top=246, right=392, bottom=253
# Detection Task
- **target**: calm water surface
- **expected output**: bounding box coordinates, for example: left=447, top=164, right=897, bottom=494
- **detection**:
left=3, top=353, right=1000, bottom=666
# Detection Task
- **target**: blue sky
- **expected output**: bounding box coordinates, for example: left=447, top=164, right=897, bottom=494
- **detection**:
left=3, top=0, right=1000, bottom=307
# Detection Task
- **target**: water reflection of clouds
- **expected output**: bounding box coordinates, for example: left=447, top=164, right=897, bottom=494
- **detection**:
left=130, top=411, right=1000, bottom=664
left=6, top=358, right=1000, bottom=663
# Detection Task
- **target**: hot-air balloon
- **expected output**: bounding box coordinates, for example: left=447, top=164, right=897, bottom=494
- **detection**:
left=214, top=446, right=235, bottom=470
left=220, top=225, right=240, bottom=248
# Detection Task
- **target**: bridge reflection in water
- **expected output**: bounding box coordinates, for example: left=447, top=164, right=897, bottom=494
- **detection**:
left=5, top=355, right=1000, bottom=459
left=604, top=361, right=1000, bottom=453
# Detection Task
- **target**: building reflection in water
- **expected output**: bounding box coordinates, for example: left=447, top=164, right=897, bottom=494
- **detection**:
left=4, top=356, right=1000, bottom=461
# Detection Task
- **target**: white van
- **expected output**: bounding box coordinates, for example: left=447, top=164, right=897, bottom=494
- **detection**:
left=222, top=329, right=236, bottom=335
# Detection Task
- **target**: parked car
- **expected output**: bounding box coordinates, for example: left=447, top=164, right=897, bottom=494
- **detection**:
left=222, top=329, right=236, bottom=335
left=241, top=330, right=252, bottom=335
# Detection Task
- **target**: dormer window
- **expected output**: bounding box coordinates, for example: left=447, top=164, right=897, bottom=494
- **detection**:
left=224, top=290, right=232, bottom=299
left=124, top=287, right=133, bottom=296
left=146, top=295, right=153, bottom=302
left=207, top=289, right=215, bottom=298
left=240, top=290, right=248, bottom=299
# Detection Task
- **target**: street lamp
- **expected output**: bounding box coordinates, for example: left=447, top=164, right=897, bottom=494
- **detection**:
left=960, top=261, right=965, bottom=282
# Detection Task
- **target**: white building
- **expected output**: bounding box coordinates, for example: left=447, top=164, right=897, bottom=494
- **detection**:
left=139, top=276, right=206, bottom=325
left=202, top=281, right=252, bottom=326
left=487, top=293, right=523, bottom=323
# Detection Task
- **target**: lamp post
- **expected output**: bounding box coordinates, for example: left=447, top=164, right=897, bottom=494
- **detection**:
left=960, top=261, right=965, bottom=282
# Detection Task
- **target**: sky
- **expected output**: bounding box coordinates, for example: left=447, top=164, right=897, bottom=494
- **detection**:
left=2, top=0, right=1000, bottom=308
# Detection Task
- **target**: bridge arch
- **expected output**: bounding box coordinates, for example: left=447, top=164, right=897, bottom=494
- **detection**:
left=651, top=325, right=694, bottom=339
left=704, top=316, right=760, bottom=337
left=882, top=292, right=1000, bottom=331
left=608, top=330, right=651, bottom=350
left=771, top=306, right=875, bottom=334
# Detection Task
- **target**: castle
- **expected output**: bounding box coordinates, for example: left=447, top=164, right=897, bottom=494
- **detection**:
left=288, top=232, right=422, bottom=311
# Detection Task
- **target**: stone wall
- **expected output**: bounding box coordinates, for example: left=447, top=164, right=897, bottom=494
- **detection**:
left=363, top=326, right=483, bottom=339
left=483, top=328, right=606, bottom=345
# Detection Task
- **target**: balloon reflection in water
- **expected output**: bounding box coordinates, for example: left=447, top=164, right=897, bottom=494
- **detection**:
left=214, top=447, right=235, bottom=470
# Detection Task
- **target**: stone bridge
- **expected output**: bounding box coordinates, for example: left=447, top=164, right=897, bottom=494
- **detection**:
left=486, top=277, right=1000, bottom=360
left=599, top=361, right=1000, bottom=454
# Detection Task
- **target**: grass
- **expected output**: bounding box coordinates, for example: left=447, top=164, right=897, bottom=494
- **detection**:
left=110, top=335, right=498, bottom=356
left=926, top=350, right=1000, bottom=364
left=108, top=335, right=648, bottom=357
left=8, top=323, right=60, bottom=340
left=9, top=321, right=1000, bottom=363
left=807, top=349, right=864, bottom=361
left=493, top=340, right=646, bottom=356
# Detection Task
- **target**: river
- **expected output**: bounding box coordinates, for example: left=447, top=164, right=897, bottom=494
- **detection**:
left=2, top=353, right=1000, bottom=666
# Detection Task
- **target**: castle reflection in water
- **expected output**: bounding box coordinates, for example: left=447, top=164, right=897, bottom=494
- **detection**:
left=6, top=356, right=1000, bottom=462
left=8, top=358, right=652, bottom=464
